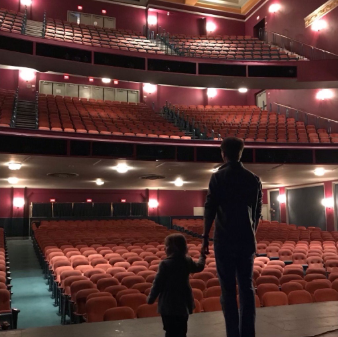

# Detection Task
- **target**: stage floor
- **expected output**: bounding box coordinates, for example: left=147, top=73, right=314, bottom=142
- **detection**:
left=4, top=302, right=338, bottom=337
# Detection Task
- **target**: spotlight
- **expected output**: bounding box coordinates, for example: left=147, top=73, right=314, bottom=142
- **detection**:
left=113, top=163, right=131, bottom=174
left=174, top=178, right=184, bottom=187
left=95, top=179, right=104, bottom=186
left=314, top=168, right=325, bottom=176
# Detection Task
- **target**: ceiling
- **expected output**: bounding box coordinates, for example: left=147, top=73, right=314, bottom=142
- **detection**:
left=1, top=154, right=338, bottom=190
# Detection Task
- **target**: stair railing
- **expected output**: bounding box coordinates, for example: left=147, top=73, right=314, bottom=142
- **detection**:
left=21, top=7, right=28, bottom=34
left=34, top=91, right=39, bottom=129
left=42, top=11, right=47, bottom=37
left=10, top=89, right=19, bottom=128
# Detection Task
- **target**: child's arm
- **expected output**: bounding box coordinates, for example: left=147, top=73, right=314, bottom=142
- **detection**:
left=188, top=253, right=206, bottom=273
left=147, top=262, right=166, bottom=304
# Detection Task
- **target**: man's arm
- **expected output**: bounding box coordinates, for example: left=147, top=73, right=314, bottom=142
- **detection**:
left=255, top=179, right=263, bottom=231
left=147, top=262, right=166, bottom=304
left=202, top=174, right=219, bottom=254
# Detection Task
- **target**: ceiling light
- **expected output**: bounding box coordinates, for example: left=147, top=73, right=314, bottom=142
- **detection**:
left=20, top=68, right=35, bottom=82
left=21, top=0, right=32, bottom=5
left=102, top=78, right=111, bottom=84
left=13, top=197, right=24, bottom=208
left=321, top=198, right=333, bottom=208
left=95, top=178, right=104, bottom=186
left=148, top=16, right=157, bottom=25
left=8, top=177, right=18, bottom=185
left=207, top=88, right=217, bottom=98
left=269, top=4, right=281, bottom=13
left=206, top=22, right=216, bottom=32
left=314, top=167, right=325, bottom=176
left=316, top=89, right=333, bottom=100
left=238, top=88, right=248, bottom=93
left=113, top=163, right=131, bottom=174
left=148, top=199, right=159, bottom=208
left=277, top=194, right=286, bottom=203
left=8, top=162, right=22, bottom=170
left=311, top=20, right=327, bottom=32
left=174, top=178, right=184, bottom=187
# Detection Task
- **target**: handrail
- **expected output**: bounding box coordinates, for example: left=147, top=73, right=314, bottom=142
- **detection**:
left=272, top=102, right=338, bottom=133
left=261, top=29, right=338, bottom=60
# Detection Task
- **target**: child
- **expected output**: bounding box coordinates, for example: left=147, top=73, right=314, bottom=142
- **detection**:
left=147, top=233, right=206, bottom=337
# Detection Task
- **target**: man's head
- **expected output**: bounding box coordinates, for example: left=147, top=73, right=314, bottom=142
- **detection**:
left=220, top=137, right=244, bottom=162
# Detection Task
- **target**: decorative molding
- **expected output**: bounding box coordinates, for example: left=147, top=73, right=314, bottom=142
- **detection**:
left=304, top=0, right=338, bottom=28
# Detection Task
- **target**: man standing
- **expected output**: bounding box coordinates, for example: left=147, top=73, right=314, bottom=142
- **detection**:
left=202, top=137, right=262, bottom=337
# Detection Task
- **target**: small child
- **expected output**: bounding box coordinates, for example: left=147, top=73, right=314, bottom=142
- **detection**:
left=147, top=233, right=206, bottom=337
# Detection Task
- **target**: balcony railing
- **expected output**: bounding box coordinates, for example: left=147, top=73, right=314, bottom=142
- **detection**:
left=260, top=29, right=338, bottom=61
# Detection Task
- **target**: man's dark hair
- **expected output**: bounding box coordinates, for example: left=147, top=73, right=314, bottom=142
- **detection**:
left=165, top=234, right=188, bottom=257
left=220, top=137, right=244, bottom=161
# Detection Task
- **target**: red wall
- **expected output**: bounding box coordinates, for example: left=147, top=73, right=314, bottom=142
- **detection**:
left=0, top=69, right=18, bottom=91
left=266, top=89, right=338, bottom=125
left=158, top=86, right=207, bottom=107
left=246, top=0, right=338, bottom=55
left=154, top=9, right=245, bottom=36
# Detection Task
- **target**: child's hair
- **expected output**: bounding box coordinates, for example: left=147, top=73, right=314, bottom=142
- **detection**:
left=165, top=234, right=188, bottom=257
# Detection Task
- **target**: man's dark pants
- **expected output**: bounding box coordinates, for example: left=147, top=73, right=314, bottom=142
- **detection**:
left=215, top=241, right=256, bottom=337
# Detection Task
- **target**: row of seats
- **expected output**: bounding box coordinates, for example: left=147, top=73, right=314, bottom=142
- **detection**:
left=34, top=219, right=211, bottom=324
left=44, top=19, right=167, bottom=55
left=0, top=8, right=24, bottom=34
left=38, top=95, right=190, bottom=139
left=168, top=35, right=300, bottom=60
left=0, top=89, right=15, bottom=128
left=171, top=105, right=337, bottom=143
left=172, top=219, right=214, bottom=237
left=0, top=228, right=19, bottom=329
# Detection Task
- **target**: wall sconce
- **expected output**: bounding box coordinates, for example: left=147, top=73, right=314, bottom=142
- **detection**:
left=207, top=88, right=217, bottom=98
left=21, top=0, right=32, bottom=6
left=316, top=89, right=333, bottom=100
left=86, top=199, right=92, bottom=203
left=20, top=68, right=35, bottom=82
left=143, top=83, right=156, bottom=94
left=64, top=74, right=69, bottom=80
left=13, top=198, right=24, bottom=208
left=148, top=16, right=157, bottom=26
left=77, top=5, right=83, bottom=10
left=311, top=20, right=327, bottom=32
left=148, top=199, right=159, bottom=208
left=277, top=194, right=286, bottom=203
left=50, top=198, right=56, bottom=203
left=206, top=22, right=216, bottom=33
left=321, top=198, right=333, bottom=208
left=102, top=9, right=107, bottom=14
left=121, top=199, right=126, bottom=203
left=269, top=4, right=281, bottom=13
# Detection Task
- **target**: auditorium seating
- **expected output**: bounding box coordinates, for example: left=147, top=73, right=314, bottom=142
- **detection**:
left=170, top=105, right=338, bottom=143
left=37, top=95, right=190, bottom=139
left=168, top=35, right=300, bottom=61
left=0, top=9, right=24, bottom=34
left=0, top=89, right=15, bottom=128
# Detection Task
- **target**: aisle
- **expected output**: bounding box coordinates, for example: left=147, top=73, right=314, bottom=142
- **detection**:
left=7, top=239, right=60, bottom=329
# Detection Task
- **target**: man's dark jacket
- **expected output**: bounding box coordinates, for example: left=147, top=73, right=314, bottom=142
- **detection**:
left=204, top=161, right=262, bottom=253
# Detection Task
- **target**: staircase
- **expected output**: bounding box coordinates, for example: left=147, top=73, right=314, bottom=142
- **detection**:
left=14, top=100, right=37, bottom=129
left=24, top=20, right=43, bottom=38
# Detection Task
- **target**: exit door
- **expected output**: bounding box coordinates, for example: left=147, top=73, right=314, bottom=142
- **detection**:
left=269, top=190, right=280, bottom=222
left=256, top=91, right=267, bottom=110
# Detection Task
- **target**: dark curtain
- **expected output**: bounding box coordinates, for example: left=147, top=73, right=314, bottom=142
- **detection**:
left=93, top=203, right=112, bottom=217
left=53, top=203, right=73, bottom=217
left=131, top=203, right=148, bottom=216
left=113, top=203, right=131, bottom=216
left=287, top=186, right=325, bottom=229
left=73, top=203, right=93, bottom=217
left=32, top=203, right=52, bottom=217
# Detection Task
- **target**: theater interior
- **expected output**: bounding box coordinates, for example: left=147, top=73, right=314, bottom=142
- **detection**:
left=0, top=0, right=337, bottom=335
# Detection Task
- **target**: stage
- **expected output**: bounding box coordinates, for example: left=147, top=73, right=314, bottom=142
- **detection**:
left=4, top=302, right=338, bottom=337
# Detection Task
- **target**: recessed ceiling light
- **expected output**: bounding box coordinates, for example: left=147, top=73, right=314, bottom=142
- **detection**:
left=174, top=178, right=184, bottom=187
left=314, top=168, right=325, bottom=176
left=102, top=78, right=111, bottom=84
left=238, top=88, right=248, bottom=93
left=8, top=162, right=22, bottom=170
left=8, top=177, right=18, bottom=184
left=95, top=178, right=104, bottom=186
left=113, top=163, right=131, bottom=174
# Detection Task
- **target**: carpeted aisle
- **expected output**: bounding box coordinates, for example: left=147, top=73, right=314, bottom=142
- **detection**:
left=7, top=239, right=60, bottom=329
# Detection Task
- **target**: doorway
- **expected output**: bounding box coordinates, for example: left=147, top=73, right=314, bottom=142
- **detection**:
left=256, top=90, right=267, bottom=110
left=269, top=190, right=280, bottom=222
left=253, top=18, right=265, bottom=40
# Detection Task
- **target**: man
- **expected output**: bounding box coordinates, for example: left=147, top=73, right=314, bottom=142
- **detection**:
left=202, top=137, right=262, bottom=337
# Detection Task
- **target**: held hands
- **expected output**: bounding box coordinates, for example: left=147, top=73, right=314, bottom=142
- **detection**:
left=201, top=236, right=210, bottom=256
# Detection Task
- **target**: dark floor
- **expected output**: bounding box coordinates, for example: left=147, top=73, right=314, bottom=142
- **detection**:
left=7, top=239, right=61, bottom=329
left=1, top=301, right=338, bottom=337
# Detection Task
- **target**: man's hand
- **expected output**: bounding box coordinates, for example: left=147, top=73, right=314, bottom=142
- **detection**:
left=201, top=236, right=210, bottom=256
